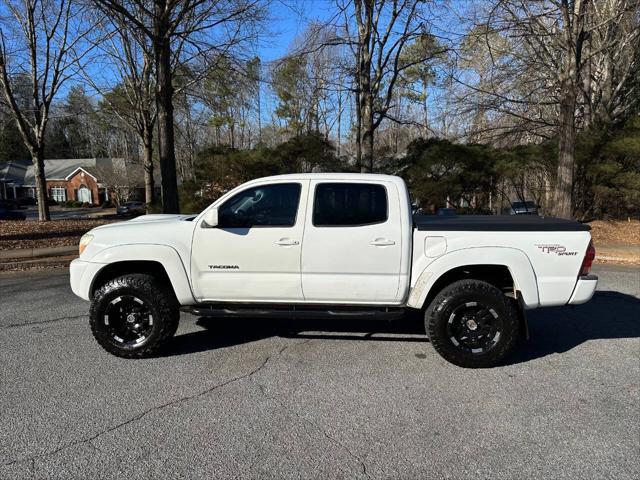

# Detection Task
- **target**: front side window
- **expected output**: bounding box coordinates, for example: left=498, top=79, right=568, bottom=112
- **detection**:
left=218, top=183, right=301, bottom=228
left=313, top=183, right=388, bottom=227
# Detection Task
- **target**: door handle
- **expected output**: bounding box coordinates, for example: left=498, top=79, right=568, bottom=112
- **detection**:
left=275, top=238, right=299, bottom=246
left=369, top=238, right=395, bottom=246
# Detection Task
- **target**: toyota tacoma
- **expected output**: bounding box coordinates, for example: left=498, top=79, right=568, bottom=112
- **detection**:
left=70, top=174, right=597, bottom=367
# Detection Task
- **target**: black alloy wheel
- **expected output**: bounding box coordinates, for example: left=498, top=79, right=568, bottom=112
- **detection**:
left=425, top=279, right=519, bottom=368
left=90, top=274, right=179, bottom=358
left=102, top=294, right=155, bottom=348
left=445, top=302, right=504, bottom=355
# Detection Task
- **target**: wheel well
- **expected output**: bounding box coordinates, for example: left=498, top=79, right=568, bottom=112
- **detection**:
left=90, top=261, right=172, bottom=299
left=423, top=265, right=515, bottom=309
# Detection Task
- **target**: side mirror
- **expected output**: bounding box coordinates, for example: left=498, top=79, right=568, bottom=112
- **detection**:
left=202, top=208, right=218, bottom=228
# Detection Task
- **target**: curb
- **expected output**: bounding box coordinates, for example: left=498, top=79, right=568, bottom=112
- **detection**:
left=0, top=245, right=77, bottom=260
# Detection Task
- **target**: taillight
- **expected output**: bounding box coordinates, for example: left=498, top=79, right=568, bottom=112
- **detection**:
left=579, top=240, right=596, bottom=276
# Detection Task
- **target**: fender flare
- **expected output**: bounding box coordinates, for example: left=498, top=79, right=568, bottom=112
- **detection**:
left=407, top=247, right=539, bottom=309
left=89, top=244, right=196, bottom=305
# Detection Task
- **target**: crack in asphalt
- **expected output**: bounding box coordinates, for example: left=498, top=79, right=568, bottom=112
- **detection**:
left=249, top=339, right=372, bottom=479
left=2, top=336, right=368, bottom=477
left=2, top=354, right=273, bottom=469
left=1, top=314, right=86, bottom=330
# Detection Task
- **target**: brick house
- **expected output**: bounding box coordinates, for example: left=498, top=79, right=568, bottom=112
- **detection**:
left=0, top=158, right=156, bottom=204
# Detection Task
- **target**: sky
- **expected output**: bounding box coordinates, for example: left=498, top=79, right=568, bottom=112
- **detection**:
left=256, top=0, right=340, bottom=63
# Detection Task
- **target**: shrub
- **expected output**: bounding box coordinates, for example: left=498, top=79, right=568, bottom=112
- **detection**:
left=146, top=201, right=163, bottom=214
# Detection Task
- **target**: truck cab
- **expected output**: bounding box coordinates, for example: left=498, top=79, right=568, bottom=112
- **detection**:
left=70, top=173, right=597, bottom=367
left=192, top=174, right=411, bottom=304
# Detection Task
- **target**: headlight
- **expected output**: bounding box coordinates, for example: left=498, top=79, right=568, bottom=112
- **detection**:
left=79, top=234, right=94, bottom=255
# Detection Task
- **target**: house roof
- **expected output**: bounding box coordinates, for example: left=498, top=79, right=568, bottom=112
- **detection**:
left=0, top=158, right=150, bottom=187
left=0, top=160, right=29, bottom=184
left=65, top=166, right=99, bottom=181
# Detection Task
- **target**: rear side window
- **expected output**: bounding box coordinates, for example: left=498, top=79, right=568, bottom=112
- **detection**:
left=218, top=183, right=301, bottom=228
left=313, top=183, right=388, bottom=227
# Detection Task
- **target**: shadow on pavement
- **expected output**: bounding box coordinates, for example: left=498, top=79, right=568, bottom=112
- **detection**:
left=164, top=311, right=426, bottom=357
left=506, top=290, right=640, bottom=365
left=165, top=291, right=640, bottom=364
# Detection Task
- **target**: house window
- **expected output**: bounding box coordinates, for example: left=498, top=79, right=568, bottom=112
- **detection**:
left=51, top=186, right=66, bottom=202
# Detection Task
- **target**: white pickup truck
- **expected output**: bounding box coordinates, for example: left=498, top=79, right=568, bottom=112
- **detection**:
left=70, top=174, right=597, bottom=367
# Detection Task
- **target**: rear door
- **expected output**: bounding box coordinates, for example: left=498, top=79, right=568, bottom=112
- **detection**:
left=301, top=180, right=402, bottom=303
left=191, top=181, right=308, bottom=302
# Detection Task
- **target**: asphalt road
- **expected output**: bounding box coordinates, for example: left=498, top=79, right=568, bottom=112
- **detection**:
left=1, top=265, right=638, bottom=479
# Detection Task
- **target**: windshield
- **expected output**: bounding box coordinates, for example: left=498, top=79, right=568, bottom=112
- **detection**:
left=512, top=202, right=536, bottom=209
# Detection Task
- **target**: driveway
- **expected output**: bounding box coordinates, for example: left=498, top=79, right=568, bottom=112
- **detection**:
left=0, top=265, right=638, bottom=479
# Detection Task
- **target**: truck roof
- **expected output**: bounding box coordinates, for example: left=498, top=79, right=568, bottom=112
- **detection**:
left=414, top=214, right=590, bottom=232
left=251, top=173, right=405, bottom=184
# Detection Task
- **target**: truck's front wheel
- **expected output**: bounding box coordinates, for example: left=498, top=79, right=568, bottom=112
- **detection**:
left=89, top=274, right=179, bottom=358
left=425, top=279, right=519, bottom=368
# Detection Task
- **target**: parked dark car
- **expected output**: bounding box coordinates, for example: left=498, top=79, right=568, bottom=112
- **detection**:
left=436, top=207, right=457, bottom=216
left=0, top=205, right=26, bottom=220
left=503, top=201, right=539, bottom=215
left=0, top=199, right=19, bottom=210
left=116, top=201, right=146, bottom=217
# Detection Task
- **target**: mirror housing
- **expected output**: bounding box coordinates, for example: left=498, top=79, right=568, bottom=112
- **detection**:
left=202, top=208, right=219, bottom=228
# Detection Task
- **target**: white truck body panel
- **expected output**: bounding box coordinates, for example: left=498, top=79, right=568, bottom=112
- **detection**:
left=190, top=179, right=309, bottom=302
left=409, top=230, right=591, bottom=308
left=70, top=173, right=597, bottom=310
left=300, top=177, right=410, bottom=304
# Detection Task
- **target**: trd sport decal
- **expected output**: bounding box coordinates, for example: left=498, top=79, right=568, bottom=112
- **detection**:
left=536, top=244, right=578, bottom=256
left=208, top=265, right=240, bottom=269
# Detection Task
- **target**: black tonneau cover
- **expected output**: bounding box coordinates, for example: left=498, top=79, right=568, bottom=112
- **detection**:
left=413, top=215, right=590, bottom=232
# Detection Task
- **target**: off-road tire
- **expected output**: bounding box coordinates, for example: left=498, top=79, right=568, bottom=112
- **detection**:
left=425, top=279, right=519, bottom=368
left=90, top=274, right=179, bottom=358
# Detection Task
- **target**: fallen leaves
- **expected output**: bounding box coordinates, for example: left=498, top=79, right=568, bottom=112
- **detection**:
left=0, top=219, right=118, bottom=251
left=588, top=220, right=640, bottom=247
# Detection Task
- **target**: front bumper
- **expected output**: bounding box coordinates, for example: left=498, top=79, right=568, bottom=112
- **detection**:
left=69, top=258, right=106, bottom=301
left=568, top=275, right=598, bottom=305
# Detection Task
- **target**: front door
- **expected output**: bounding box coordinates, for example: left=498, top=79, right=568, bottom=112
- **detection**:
left=301, top=181, right=403, bottom=304
left=78, top=186, right=91, bottom=203
left=191, top=181, right=307, bottom=302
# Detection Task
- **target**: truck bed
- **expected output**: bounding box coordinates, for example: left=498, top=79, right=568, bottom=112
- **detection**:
left=413, top=214, right=590, bottom=232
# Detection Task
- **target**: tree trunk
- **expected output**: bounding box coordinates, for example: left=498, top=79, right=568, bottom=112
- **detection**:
left=553, top=85, right=577, bottom=219
left=33, top=147, right=50, bottom=221
left=355, top=0, right=373, bottom=173
left=423, top=80, right=429, bottom=138
left=355, top=85, right=362, bottom=170
left=337, top=86, right=342, bottom=157
left=153, top=22, right=180, bottom=213
left=143, top=130, right=154, bottom=206
left=361, top=89, right=374, bottom=173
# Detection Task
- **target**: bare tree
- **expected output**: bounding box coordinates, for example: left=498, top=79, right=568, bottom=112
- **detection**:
left=93, top=0, right=265, bottom=213
left=0, top=0, right=92, bottom=220
left=93, top=158, right=143, bottom=206
left=86, top=14, right=157, bottom=207
left=455, top=0, right=639, bottom=218
left=342, top=0, right=431, bottom=172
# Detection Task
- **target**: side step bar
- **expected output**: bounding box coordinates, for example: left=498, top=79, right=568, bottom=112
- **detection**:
left=185, top=304, right=405, bottom=320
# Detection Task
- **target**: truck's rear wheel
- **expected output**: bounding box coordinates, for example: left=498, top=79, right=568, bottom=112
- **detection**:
left=425, top=279, right=519, bottom=368
left=90, top=274, right=179, bottom=358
